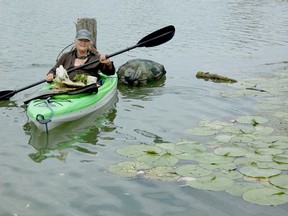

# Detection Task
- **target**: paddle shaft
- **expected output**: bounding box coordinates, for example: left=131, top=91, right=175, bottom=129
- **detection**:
left=0, top=46, right=137, bottom=100
left=0, top=25, right=175, bottom=100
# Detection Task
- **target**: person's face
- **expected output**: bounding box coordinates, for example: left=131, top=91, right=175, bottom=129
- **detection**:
left=76, top=39, right=90, bottom=53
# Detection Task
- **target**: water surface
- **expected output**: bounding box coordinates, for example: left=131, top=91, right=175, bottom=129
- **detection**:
left=0, top=0, right=288, bottom=215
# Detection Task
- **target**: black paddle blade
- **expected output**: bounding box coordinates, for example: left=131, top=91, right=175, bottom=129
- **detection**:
left=0, top=90, right=16, bottom=100
left=137, top=25, right=175, bottom=48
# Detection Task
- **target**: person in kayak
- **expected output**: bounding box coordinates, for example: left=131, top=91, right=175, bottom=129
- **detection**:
left=45, top=29, right=115, bottom=82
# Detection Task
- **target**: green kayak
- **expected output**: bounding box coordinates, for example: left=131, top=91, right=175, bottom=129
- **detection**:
left=26, top=73, right=117, bottom=131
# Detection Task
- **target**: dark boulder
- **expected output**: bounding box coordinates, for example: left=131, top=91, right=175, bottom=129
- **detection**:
left=117, top=59, right=166, bottom=86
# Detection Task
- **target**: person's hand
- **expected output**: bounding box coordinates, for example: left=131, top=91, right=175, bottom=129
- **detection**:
left=46, top=73, right=54, bottom=82
left=100, top=54, right=113, bottom=66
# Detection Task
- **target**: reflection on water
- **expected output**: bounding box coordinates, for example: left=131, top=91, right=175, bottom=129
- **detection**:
left=23, top=94, right=118, bottom=163
left=117, top=76, right=166, bottom=100
left=0, top=100, right=19, bottom=108
left=1, top=0, right=288, bottom=215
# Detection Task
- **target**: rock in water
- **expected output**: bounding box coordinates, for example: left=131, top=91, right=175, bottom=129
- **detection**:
left=117, top=59, right=166, bottom=86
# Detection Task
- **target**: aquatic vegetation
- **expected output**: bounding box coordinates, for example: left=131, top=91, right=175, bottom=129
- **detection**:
left=242, top=188, right=288, bottom=206
left=108, top=71, right=288, bottom=206
left=109, top=115, right=288, bottom=206
left=187, top=175, right=234, bottom=191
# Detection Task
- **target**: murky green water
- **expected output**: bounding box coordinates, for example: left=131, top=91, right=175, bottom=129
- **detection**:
left=0, top=0, right=287, bottom=215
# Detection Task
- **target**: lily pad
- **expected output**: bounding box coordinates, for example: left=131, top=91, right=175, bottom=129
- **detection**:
left=206, top=140, right=224, bottom=148
left=253, top=126, right=274, bottom=135
left=176, top=164, right=212, bottom=178
left=136, top=153, right=179, bottom=167
left=108, top=161, right=152, bottom=177
left=239, top=166, right=281, bottom=178
left=187, top=175, right=234, bottom=191
left=185, top=127, right=218, bottom=136
left=261, top=135, right=288, bottom=144
left=234, top=157, right=258, bottom=166
left=269, top=175, right=288, bottom=189
left=251, top=141, right=271, bottom=148
left=175, top=153, right=198, bottom=160
left=255, top=148, right=283, bottom=156
left=267, top=162, right=288, bottom=171
left=236, top=115, right=268, bottom=125
left=226, top=182, right=267, bottom=197
left=273, top=155, right=288, bottom=164
left=199, top=162, right=237, bottom=171
left=174, top=142, right=206, bottom=154
left=214, top=147, right=248, bottom=157
left=270, top=142, right=288, bottom=150
left=155, top=143, right=182, bottom=155
left=216, top=170, right=243, bottom=179
left=222, top=125, right=255, bottom=134
left=242, top=188, right=288, bottom=206
left=273, top=111, right=288, bottom=119
left=230, top=135, right=254, bottom=143
left=116, top=144, right=163, bottom=158
left=214, top=134, right=234, bottom=142
left=143, top=166, right=179, bottom=182
left=245, top=153, right=273, bottom=162
left=197, top=120, right=232, bottom=130
left=193, top=153, right=234, bottom=164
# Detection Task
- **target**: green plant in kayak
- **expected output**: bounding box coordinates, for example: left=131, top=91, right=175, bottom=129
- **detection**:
left=73, top=73, right=88, bottom=85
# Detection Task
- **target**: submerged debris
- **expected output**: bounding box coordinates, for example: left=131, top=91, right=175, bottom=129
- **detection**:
left=196, top=71, right=237, bottom=83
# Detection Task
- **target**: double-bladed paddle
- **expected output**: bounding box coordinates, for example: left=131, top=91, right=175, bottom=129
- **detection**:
left=0, top=25, right=175, bottom=100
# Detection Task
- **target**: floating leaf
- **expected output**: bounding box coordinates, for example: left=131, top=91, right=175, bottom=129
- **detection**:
left=273, top=155, right=288, bottom=164
left=222, top=125, right=255, bottom=134
left=214, top=134, right=234, bottom=142
left=239, top=166, right=281, bottom=178
left=136, top=153, right=179, bottom=167
left=197, top=120, right=232, bottom=130
left=199, top=162, right=237, bottom=171
left=253, top=126, right=274, bottom=135
left=185, top=127, right=218, bottom=136
left=216, top=170, right=243, bottom=179
left=267, top=162, right=288, bottom=171
left=143, top=166, right=179, bottom=182
left=108, top=161, right=151, bottom=177
left=269, top=175, right=288, bottom=189
left=116, top=144, right=163, bottom=158
left=243, top=176, right=270, bottom=182
left=245, top=153, right=273, bottom=162
left=273, top=111, right=288, bottom=119
left=175, top=153, right=198, bottom=160
left=214, top=147, right=248, bottom=157
left=242, top=188, right=288, bottom=206
left=176, top=164, right=212, bottom=178
left=193, top=153, right=234, bottom=164
left=270, top=142, right=288, bottom=150
left=234, top=157, right=258, bottom=166
left=250, top=141, right=271, bottom=148
left=174, top=142, right=206, bottom=154
left=256, top=148, right=283, bottom=156
left=230, top=135, right=254, bottom=143
left=236, top=116, right=268, bottom=125
left=155, top=143, right=182, bottom=155
left=206, top=140, right=224, bottom=149
left=226, top=182, right=266, bottom=197
left=255, top=162, right=270, bottom=169
left=187, top=175, right=234, bottom=191
left=259, top=135, right=288, bottom=144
